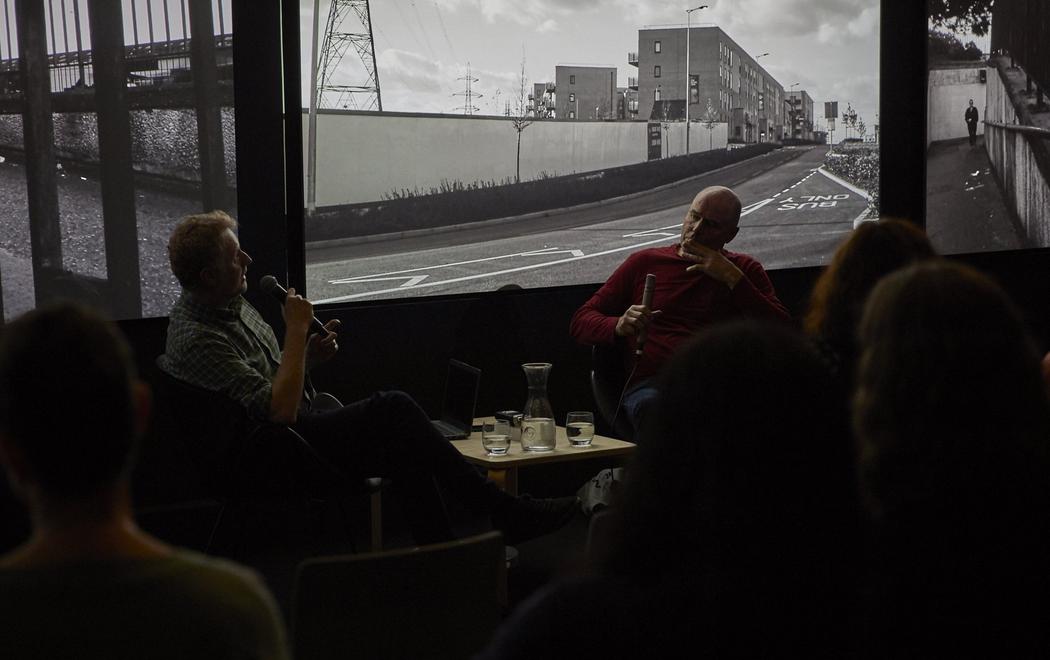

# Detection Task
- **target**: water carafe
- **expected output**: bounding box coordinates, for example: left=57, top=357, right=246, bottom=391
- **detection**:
left=521, top=362, right=556, bottom=452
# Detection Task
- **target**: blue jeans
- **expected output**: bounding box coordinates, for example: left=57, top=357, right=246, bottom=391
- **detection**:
left=622, top=380, right=659, bottom=440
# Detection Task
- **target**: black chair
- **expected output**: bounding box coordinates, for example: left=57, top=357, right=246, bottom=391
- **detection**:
left=144, top=359, right=384, bottom=555
left=590, top=344, right=635, bottom=440
left=292, top=531, right=506, bottom=660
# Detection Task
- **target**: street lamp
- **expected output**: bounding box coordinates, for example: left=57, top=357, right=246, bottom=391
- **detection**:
left=684, top=5, right=708, bottom=155
left=788, top=81, right=799, bottom=139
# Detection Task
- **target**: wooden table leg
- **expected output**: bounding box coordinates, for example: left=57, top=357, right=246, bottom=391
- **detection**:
left=487, top=468, right=518, bottom=496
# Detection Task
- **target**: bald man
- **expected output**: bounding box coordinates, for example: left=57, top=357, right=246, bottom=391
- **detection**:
left=570, top=186, right=789, bottom=435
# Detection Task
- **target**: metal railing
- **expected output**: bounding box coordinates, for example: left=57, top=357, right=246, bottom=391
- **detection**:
left=985, top=119, right=1050, bottom=139
left=0, top=0, right=233, bottom=92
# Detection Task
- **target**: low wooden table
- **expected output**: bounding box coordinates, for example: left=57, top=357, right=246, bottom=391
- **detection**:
left=453, top=417, right=635, bottom=495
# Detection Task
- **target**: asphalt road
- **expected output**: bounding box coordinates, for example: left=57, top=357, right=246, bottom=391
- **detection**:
left=306, top=146, right=868, bottom=304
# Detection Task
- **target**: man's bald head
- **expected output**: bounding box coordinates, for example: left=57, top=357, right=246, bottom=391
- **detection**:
left=681, top=186, right=742, bottom=252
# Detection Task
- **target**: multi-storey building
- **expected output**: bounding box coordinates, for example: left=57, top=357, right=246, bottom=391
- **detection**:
left=786, top=90, right=814, bottom=141
left=629, top=25, right=784, bottom=144
left=616, top=86, right=639, bottom=119
left=529, top=82, right=556, bottom=118
left=555, top=65, right=617, bottom=120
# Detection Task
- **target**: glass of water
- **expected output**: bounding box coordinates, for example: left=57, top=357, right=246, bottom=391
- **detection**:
left=482, top=419, right=511, bottom=456
left=565, top=411, right=595, bottom=448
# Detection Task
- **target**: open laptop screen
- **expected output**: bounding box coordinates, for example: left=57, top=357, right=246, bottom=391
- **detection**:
left=442, top=359, right=481, bottom=434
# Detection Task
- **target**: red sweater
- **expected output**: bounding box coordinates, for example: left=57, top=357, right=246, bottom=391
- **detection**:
left=569, top=245, right=790, bottom=382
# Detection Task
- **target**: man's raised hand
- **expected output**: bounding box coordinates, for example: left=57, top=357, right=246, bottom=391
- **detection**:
left=679, top=243, right=744, bottom=289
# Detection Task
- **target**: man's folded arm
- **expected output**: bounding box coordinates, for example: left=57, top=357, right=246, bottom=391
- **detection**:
left=731, top=260, right=791, bottom=321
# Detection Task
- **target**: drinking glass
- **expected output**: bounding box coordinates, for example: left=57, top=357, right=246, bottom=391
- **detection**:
left=565, top=411, right=595, bottom=447
left=482, top=419, right=511, bottom=456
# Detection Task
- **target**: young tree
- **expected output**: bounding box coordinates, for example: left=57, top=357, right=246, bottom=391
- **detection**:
left=701, top=97, right=719, bottom=151
left=511, top=50, right=533, bottom=184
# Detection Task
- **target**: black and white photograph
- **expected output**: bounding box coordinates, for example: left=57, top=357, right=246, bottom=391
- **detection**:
left=0, top=0, right=234, bottom=321
left=925, top=0, right=1050, bottom=255
left=300, top=0, right=881, bottom=304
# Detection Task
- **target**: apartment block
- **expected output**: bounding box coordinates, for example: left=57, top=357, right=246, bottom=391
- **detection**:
left=630, top=25, right=784, bottom=144
left=786, top=90, right=815, bottom=141
left=555, top=65, right=617, bottom=120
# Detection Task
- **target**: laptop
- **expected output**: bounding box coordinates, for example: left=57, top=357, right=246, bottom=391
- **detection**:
left=431, top=359, right=481, bottom=440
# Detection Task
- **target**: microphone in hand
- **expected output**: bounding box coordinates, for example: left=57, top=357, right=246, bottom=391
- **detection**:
left=635, top=273, right=656, bottom=357
left=259, top=275, right=329, bottom=337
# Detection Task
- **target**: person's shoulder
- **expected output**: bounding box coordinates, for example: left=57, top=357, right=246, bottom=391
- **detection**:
left=623, top=245, right=679, bottom=266
left=164, top=549, right=273, bottom=600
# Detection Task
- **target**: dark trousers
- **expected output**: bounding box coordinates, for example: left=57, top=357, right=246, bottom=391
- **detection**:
left=967, top=123, right=977, bottom=146
left=294, top=390, right=509, bottom=544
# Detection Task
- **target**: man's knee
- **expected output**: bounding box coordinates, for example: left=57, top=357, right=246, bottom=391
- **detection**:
left=372, top=389, right=426, bottom=417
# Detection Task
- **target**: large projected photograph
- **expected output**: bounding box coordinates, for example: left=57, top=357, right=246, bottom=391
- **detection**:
left=925, top=0, right=1050, bottom=256
left=0, top=0, right=235, bottom=321
left=301, top=0, right=881, bottom=304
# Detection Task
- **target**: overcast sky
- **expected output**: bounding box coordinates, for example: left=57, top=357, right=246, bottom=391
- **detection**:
left=300, top=0, right=881, bottom=132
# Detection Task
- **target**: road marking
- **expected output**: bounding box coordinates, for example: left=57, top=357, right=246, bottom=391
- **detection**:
left=816, top=166, right=872, bottom=201
left=326, top=247, right=581, bottom=284
left=521, top=247, right=585, bottom=257
left=328, top=274, right=429, bottom=287
left=316, top=194, right=778, bottom=303
left=315, top=235, right=673, bottom=303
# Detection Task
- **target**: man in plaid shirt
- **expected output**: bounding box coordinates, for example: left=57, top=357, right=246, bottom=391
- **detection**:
left=161, top=211, right=577, bottom=545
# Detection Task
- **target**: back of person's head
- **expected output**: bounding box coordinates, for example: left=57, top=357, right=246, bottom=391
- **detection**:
left=855, top=260, right=1050, bottom=516
left=0, top=304, right=139, bottom=498
left=604, top=321, right=859, bottom=641
left=804, top=218, right=935, bottom=362
left=168, top=210, right=237, bottom=292
left=854, top=261, right=1050, bottom=652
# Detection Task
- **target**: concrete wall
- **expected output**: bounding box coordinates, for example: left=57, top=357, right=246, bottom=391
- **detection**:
left=305, top=110, right=729, bottom=206
left=983, top=64, right=1050, bottom=246
left=927, top=66, right=987, bottom=146
left=650, top=120, right=729, bottom=158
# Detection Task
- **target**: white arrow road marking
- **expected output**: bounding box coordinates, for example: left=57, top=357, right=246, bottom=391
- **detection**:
left=520, top=247, right=585, bottom=257
left=328, top=274, right=428, bottom=287
left=327, top=247, right=578, bottom=284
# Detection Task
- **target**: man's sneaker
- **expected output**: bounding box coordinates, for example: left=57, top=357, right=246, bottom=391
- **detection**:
left=492, top=495, right=579, bottom=545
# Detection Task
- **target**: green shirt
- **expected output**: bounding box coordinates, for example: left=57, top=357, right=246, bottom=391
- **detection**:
left=0, top=549, right=289, bottom=660
left=161, top=292, right=282, bottom=422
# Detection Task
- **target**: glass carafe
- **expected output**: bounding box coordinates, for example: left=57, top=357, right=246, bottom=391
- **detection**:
left=521, top=362, right=557, bottom=452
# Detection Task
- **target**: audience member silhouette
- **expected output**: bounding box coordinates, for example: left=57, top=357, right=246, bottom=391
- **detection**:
left=478, top=321, right=861, bottom=658
left=804, top=217, right=936, bottom=390
left=854, top=261, right=1050, bottom=657
left=0, top=305, right=288, bottom=660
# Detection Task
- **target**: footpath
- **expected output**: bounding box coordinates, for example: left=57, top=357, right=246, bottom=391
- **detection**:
left=925, top=134, right=1022, bottom=254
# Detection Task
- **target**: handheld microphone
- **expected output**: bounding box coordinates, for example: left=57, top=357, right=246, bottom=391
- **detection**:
left=259, top=275, right=330, bottom=337
left=635, top=273, right=656, bottom=357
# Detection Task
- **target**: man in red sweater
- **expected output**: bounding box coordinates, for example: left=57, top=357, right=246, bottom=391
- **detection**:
left=570, top=185, right=790, bottom=435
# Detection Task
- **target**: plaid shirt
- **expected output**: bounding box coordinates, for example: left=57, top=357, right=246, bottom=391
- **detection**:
left=161, top=292, right=283, bottom=422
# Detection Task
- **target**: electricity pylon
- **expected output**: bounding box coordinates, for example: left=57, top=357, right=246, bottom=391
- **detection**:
left=316, top=0, right=382, bottom=111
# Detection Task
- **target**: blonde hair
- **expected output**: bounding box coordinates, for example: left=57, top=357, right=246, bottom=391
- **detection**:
left=167, top=210, right=238, bottom=291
